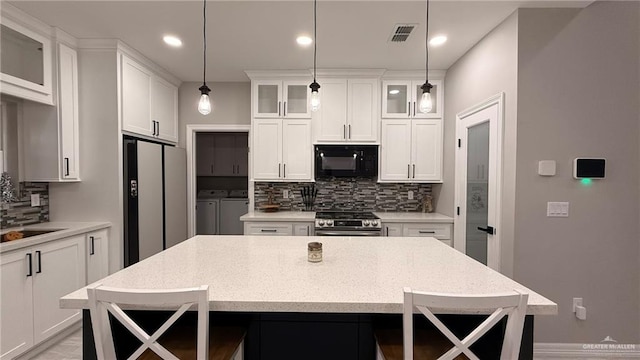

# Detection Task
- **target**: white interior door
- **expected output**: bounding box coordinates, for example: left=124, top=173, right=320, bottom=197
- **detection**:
left=455, top=94, right=503, bottom=270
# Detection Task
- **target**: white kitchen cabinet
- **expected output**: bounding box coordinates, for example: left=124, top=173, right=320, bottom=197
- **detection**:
left=0, top=249, right=34, bottom=359
left=0, top=14, right=54, bottom=105
left=121, top=54, right=178, bottom=143
left=293, top=223, right=314, bottom=236
left=86, top=229, right=109, bottom=284
left=381, top=222, right=452, bottom=246
left=0, top=234, right=86, bottom=358
left=314, top=78, right=379, bottom=143
left=252, top=119, right=312, bottom=181
left=382, top=79, right=443, bottom=119
left=253, top=80, right=311, bottom=119
left=22, top=42, right=81, bottom=182
left=244, top=222, right=293, bottom=236
left=380, top=119, right=443, bottom=182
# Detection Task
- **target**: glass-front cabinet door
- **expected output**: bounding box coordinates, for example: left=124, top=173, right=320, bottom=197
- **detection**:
left=283, top=81, right=311, bottom=118
left=0, top=20, right=53, bottom=105
left=382, top=81, right=411, bottom=118
left=253, top=80, right=282, bottom=118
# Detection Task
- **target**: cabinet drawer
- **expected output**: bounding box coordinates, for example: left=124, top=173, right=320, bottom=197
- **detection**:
left=244, top=223, right=292, bottom=236
left=293, top=223, right=313, bottom=236
left=402, top=224, right=451, bottom=240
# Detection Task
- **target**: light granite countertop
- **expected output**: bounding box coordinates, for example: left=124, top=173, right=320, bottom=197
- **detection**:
left=61, top=235, right=557, bottom=315
left=0, top=222, right=111, bottom=253
left=240, top=211, right=453, bottom=223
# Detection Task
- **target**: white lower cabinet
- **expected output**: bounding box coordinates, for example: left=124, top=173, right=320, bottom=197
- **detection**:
left=86, top=229, right=109, bottom=284
left=244, top=222, right=314, bottom=236
left=0, top=235, right=85, bottom=358
left=382, top=222, right=452, bottom=247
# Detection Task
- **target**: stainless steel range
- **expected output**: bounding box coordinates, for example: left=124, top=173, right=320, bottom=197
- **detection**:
left=314, top=211, right=382, bottom=236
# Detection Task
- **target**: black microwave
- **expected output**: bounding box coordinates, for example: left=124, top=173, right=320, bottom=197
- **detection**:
left=314, top=145, right=378, bottom=178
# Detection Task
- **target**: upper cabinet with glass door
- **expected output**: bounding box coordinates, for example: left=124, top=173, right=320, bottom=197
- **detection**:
left=0, top=14, right=54, bottom=105
left=252, top=80, right=312, bottom=119
left=382, top=79, right=443, bottom=119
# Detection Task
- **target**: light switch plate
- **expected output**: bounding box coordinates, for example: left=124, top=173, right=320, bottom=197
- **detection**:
left=31, top=194, right=40, bottom=207
left=547, top=202, right=569, bottom=217
left=283, top=190, right=289, bottom=199
left=408, top=191, right=414, bottom=200
left=538, top=160, right=556, bottom=176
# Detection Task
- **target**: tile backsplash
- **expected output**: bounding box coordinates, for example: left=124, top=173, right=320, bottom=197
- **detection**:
left=1, top=182, right=49, bottom=229
left=255, top=178, right=432, bottom=212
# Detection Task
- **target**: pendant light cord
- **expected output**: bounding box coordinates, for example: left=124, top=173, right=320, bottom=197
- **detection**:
left=313, top=0, right=317, bottom=82
left=203, top=0, right=207, bottom=84
left=425, top=0, right=429, bottom=83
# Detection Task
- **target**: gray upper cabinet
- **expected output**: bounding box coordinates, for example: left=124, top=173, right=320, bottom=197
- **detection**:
left=196, top=133, right=248, bottom=177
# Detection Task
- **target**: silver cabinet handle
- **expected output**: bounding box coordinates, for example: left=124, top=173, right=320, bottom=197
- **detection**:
left=261, top=229, right=277, bottom=233
left=413, top=102, right=416, bottom=117
left=278, top=101, right=281, bottom=116
left=157, top=121, right=160, bottom=135
left=413, top=164, right=416, bottom=178
left=408, top=102, right=411, bottom=117
left=64, top=157, right=70, bottom=176
left=283, top=164, right=286, bottom=178
left=408, top=164, right=410, bottom=178
left=386, top=227, right=389, bottom=236
left=418, top=230, right=436, bottom=234
left=307, top=226, right=310, bottom=236
left=90, top=236, right=95, bottom=255
left=278, top=163, right=281, bottom=178
left=348, top=124, right=351, bottom=139
left=284, top=101, right=287, bottom=117
left=343, top=124, right=346, bottom=139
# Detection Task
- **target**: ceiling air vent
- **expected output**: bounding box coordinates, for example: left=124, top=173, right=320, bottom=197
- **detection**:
left=389, top=23, right=417, bottom=43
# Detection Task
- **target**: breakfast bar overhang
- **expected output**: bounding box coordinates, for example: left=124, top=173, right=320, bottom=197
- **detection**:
left=61, top=235, right=557, bottom=359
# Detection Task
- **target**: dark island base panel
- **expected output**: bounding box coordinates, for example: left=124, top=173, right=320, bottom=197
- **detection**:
left=82, top=310, right=534, bottom=360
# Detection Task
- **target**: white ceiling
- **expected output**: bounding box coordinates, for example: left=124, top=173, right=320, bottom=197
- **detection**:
left=8, top=0, right=591, bottom=82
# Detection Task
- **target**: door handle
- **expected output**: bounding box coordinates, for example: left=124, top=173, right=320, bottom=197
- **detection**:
left=35, top=250, right=42, bottom=273
left=90, top=236, right=95, bottom=255
left=26, top=253, right=32, bottom=277
left=477, top=226, right=495, bottom=235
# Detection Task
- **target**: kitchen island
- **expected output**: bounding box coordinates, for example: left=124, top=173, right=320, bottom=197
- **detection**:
left=61, top=235, right=556, bottom=359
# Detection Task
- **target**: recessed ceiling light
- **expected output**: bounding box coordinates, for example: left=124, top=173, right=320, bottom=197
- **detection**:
left=389, top=89, right=400, bottom=95
left=296, top=35, right=313, bottom=46
left=163, top=35, right=182, bottom=47
left=429, top=35, right=447, bottom=47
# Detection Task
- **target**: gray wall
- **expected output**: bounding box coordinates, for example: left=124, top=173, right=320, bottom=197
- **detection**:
left=515, top=3, right=639, bottom=343
left=178, top=82, right=250, bottom=148
left=48, top=50, right=123, bottom=272
left=442, top=11, right=519, bottom=277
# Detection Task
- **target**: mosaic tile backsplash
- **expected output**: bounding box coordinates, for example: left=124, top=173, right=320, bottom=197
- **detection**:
left=1, top=182, right=49, bottom=229
left=255, top=178, right=432, bottom=212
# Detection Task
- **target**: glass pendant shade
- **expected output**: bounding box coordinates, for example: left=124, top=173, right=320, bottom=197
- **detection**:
left=310, top=90, right=321, bottom=112
left=198, top=93, right=211, bottom=115
left=419, top=91, right=433, bottom=113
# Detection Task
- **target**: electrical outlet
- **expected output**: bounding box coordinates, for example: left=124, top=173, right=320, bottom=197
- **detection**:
left=31, top=194, right=40, bottom=207
left=408, top=191, right=414, bottom=200
left=283, top=190, right=289, bottom=199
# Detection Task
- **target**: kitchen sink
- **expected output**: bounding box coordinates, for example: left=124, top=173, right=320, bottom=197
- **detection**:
left=1, top=229, right=66, bottom=243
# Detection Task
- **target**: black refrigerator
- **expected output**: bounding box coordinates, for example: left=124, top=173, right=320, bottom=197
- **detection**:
left=123, top=136, right=187, bottom=267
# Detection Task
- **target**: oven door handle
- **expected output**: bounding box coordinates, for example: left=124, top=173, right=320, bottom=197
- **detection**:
left=315, top=230, right=381, bottom=236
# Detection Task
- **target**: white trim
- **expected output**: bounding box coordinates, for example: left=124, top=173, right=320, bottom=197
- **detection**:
left=534, top=343, right=640, bottom=359
left=186, top=124, right=251, bottom=237
left=382, top=69, right=446, bottom=80
left=454, top=93, right=505, bottom=271
left=245, top=70, right=312, bottom=80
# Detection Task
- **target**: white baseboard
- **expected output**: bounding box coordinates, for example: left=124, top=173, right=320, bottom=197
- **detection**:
left=535, top=343, right=640, bottom=359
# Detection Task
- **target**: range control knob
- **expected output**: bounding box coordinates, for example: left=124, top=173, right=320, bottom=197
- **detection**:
left=327, top=220, right=334, bottom=226
left=371, top=220, right=379, bottom=227
left=363, top=220, right=370, bottom=226
left=318, top=220, right=325, bottom=226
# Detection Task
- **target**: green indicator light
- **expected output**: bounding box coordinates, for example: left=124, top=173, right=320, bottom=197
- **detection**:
left=581, top=178, right=592, bottom=185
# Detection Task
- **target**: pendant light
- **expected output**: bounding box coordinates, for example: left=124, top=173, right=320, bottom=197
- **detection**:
left=309, top=0, right=320, bottom=112
left=418, top=0, right=433, bottom=113
left=198, top=0, right=212, bottom=115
